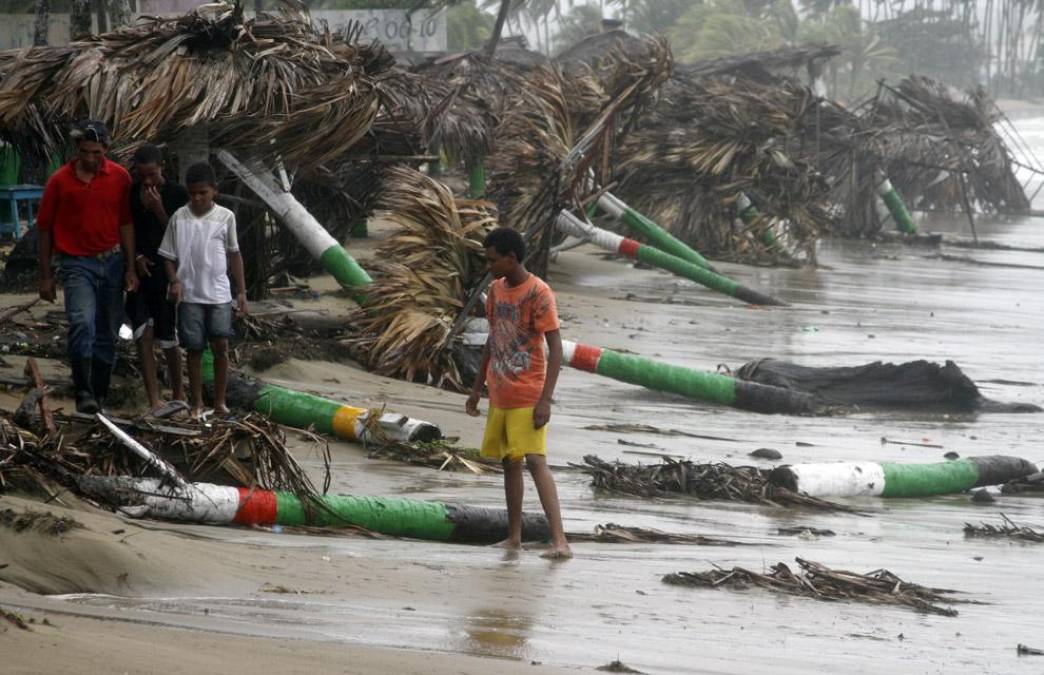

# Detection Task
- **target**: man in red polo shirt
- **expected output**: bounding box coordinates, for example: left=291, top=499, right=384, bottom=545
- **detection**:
left=37, top=120, right=139, bottom=413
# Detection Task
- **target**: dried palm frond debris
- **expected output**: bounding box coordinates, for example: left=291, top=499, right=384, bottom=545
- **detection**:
left=664, top=558, right=973, bottom=616
left=0, top=411, right=329, bottom=505
left=366, top=439, right=498, bottom=474
left=568, top=523, right=743, bottom=546
left=577, top=455, right=851, bottom=511
left=0, top=2, right=380, bottom=170
left=964, top=514, right=1044, bottom=543
left=345, top=166, right=495, bottom=390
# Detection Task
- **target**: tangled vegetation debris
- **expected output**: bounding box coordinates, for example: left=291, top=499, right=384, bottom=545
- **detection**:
left=568, top=523, right=743, bottom=546
left=964, top=514, right=1044, bottom=543
left=663, top=558, right=973, bottom=616
left=578, top=455, right=852, bottom=511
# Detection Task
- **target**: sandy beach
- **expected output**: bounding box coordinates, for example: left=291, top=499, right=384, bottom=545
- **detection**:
left=3, top=122, right=1044, bottom=674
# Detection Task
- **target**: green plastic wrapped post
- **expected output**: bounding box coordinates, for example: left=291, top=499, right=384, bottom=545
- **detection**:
left=467, top=160, right=485, bottom=199
left=276, top=492, right=457, bottom=539
left=877, top=177, right=917, bottom=234
left=596, top=349, right=737, bottom=405
left=879, top=459, right=979, bottom=497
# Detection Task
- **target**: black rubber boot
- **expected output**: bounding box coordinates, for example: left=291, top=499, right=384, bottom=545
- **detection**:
left=70, top=357, right=99, bottom=415
left=91, top=358, right=114, bottom=412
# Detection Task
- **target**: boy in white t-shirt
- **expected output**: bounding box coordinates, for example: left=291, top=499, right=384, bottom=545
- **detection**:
left=159, top=162, right=247, bottom=418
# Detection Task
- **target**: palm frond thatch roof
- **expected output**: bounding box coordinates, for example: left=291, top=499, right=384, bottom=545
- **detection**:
left=0, top=1, right=381, bottom=169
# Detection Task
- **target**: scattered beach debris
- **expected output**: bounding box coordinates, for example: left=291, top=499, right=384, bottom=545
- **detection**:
left=881, top=437, right=943, bottom=449
left=778, top=526, right=836, bottom=537
left=0, top=508, right=83, bottom=536
left=1000, top=471, right=1044, bottom=495
left=596, top=660, right=646, bottom=674
left=584, top=423, right=745, bottom=443
left=0, top=411, right=329, bottom=505
left=1018, top=644, right=1044, bottom=656
left=964, top=514, right=1044, bottom=543
left=970, top=489, right=996, bottom=504
left=1, top=606, right=31, bottom=631
left=578, top=455, right=852, bottom=511
left=662, top=558, right=973, bottom=617
left=568, top=523, right=743, bottom=546
left=367, top=439, right=498, bottom=474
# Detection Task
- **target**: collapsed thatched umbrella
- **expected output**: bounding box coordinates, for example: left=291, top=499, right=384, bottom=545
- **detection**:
left=0, top=2, right=380, bottom=170
left=612, top=70, right=835, bottom=263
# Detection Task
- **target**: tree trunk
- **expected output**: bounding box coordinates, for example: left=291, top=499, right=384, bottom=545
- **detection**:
left=32, top=0, right=49, bottom=46
left=108, top=0, right=132, bottom=29
left=484, top=0, right=512, bottom=57
left=70, top=0, right=92, bottom=40
left=93, top=0, right=108, bottom=34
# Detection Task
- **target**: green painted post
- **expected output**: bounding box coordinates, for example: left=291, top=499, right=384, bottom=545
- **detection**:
left=877, top=177, right=917, bottom=234
left=467, top=160, right=485, bottom=199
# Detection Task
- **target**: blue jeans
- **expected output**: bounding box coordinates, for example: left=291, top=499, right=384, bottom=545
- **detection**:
left=178, top=302, right=234, bottom=351
left=59, top=253, right=125, bottom=365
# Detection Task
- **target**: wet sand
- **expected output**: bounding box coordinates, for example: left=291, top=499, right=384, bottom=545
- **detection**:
left=3, top=128, right=1044, bottom=673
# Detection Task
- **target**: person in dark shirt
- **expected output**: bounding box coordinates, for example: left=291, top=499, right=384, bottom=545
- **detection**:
left=125, top=144, right=188, bottom=410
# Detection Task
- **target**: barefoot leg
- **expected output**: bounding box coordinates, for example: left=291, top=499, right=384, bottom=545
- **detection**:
left=492, top=457, right=524, bottom=549
left=527, top=454, right=572, bottom=559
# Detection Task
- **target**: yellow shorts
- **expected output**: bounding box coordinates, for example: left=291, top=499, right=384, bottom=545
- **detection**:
left=480, top=406, right=547, bottom=461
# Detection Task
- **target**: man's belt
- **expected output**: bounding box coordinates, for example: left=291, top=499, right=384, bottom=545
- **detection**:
left=64, top=245, right=122, bottom=261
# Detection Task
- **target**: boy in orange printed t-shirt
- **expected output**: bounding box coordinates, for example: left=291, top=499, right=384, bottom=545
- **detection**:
left=466, top=228, right=572, bottom=559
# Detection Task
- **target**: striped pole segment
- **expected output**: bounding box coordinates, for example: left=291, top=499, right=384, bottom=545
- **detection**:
left=876, top=175, right=918, bottom=234
left=555, top=211, right=785, bottom=307
left=78, top=477, right=550, bottom=544
left=216, top=150, right=372, bottom=301
left=561, top=339, right=814, bottom=414
left=596, top=192, right=716, bottom=271
left=202, top=352, right=441, bottom=444
left=769, top=456, right=1040, bottom=498
left=251, top=382, right=442, bottom=444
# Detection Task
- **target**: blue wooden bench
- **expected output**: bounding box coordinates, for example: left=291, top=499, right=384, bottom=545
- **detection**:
left=0, top=184, right=44, bottom=239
